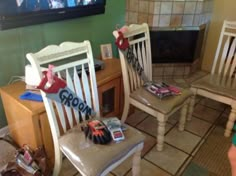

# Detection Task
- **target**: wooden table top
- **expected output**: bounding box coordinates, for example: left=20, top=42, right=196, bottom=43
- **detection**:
left=96, top=58, right=121, bottom=86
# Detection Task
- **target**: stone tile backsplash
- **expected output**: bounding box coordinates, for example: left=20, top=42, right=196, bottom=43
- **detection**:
left=126, top=0, right=213, bottom=28
left=152, top=58, right=201, bottom=79
left=125, top=0, right=213, bottom=78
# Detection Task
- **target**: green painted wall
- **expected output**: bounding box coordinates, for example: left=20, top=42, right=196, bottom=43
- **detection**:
left=0, top=0, right=125, bottom=128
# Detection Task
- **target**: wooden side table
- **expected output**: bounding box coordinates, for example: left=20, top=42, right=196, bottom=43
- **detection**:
left=0, top=58, right=123, bottom=166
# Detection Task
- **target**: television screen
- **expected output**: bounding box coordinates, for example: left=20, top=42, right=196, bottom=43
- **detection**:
left=0, top=0, right=106, bottom=30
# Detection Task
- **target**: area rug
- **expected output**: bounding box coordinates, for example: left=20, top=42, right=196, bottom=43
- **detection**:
left=182, top=162, right=217, bottom=176
left=183, top=126, right=232, bottom=176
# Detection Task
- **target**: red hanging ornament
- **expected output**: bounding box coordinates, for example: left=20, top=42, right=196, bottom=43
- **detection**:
left=115, top=31, right=129, bottom=50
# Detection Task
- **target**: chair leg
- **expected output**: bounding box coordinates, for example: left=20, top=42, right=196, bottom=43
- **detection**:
left=132, top=146, right=142, bottom=176
left=121, top=98, right=130, bottom=123
left=187, top=95, right=195, bottom=121
left=157, top=119, right=166, bottom=151
left=179, top=103, right=188, bottom=131
left=225, top=108, right=236, bottom=137
left=52, top=147, right=62, bottom=176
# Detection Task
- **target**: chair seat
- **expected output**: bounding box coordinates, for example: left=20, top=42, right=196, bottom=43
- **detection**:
left=59, top=124, right=145, bottom=176
left=130, top=87, right=193, bottom=114
left=191, top=74, right=236, bottom=100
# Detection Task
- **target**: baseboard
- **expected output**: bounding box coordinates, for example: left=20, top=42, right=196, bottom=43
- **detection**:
left=0, top=126, right=9, bottom=137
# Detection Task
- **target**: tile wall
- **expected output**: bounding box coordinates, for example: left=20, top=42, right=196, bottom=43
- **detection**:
left=126, top=0, right=213, bottom=28
left=152, top=58, right=201, bottom=80
left=126, top=0, right=213, bottom=78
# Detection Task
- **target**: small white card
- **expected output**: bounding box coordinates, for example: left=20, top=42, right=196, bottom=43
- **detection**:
left=102, top=117, right=125, bottom=142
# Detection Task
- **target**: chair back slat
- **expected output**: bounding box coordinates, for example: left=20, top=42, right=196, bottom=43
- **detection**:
left=230, top=53, right=236, bottom=78
left=127, top=62, right=134, bottom=92
left=132, top=44, right=138, bottom=90
left=86, top=44, right=100, bottom=116
left=145, top=30, right=152, bottom=81
left=136, top=42, right=143, bottom=87
left=139, top=42, right=144, bottom=68
left=224, top=38, right=236, bottom=77
left=73, top=67, right=84, bottom=123
left=65, top=68, right=76, bottom=128
left=54, top=71, right=68, bottom=133
left=81, top=65, right=92, bottom=108
left=141, top=41, right=147, bottom=79
left=218, top=36, right=230, bottom=75
left=211, top=21, right=236, bottom=78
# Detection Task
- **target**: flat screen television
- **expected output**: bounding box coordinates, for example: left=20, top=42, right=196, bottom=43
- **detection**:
left=0, top=0, right=106, bottom=30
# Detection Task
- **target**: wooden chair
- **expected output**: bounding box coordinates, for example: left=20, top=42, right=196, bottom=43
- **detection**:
left=191, top=20, right=236, bottom=137
left=26, top=41, right=145, bottom=176
left=113, top=23, right=193, bottom=151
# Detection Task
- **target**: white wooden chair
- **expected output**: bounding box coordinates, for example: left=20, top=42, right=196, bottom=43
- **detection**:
left=191, top=20, right=236, bottom=137
left=113, top=23, right=193, bottom=151
left=26, top=41, right=145, bottom=176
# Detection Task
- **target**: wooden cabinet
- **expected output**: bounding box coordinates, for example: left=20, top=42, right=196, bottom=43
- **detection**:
left=96, top=59, right=123, bottom=117
left=0, top=82, right=55, bottom=166
left=0, top=58, right=123, bottom=166
left=98, top=77, right=121, bottom=117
